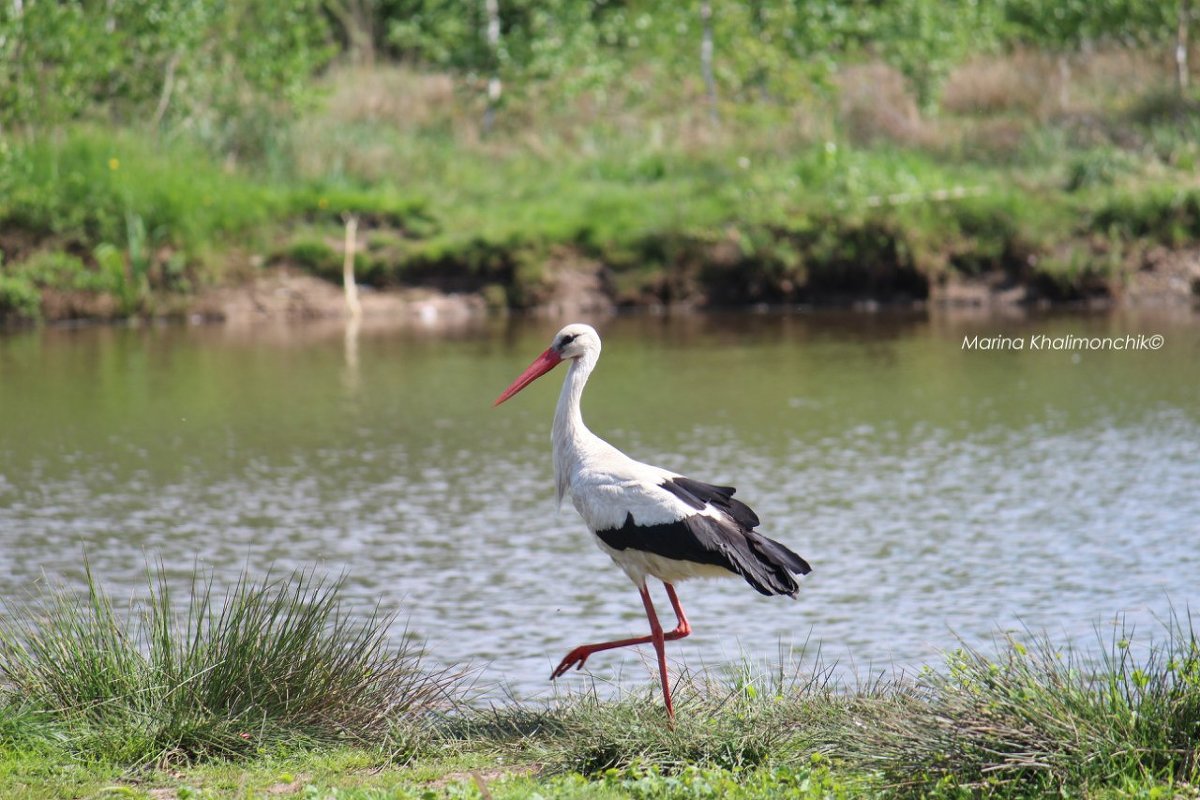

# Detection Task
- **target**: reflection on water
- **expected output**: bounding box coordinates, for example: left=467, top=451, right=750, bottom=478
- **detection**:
left=1, top=311, right=1198, bottom=696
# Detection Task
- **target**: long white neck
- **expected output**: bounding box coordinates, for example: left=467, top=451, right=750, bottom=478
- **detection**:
left=552, top=349, right=600, bottom=505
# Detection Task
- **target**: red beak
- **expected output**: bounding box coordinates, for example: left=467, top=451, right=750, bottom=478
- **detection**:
left=493, top=348, right=562, bottom=406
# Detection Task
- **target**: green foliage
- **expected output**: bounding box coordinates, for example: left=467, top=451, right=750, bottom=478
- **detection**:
left=0, top=272, right=41, bottom=319
left=287, top=185, right=433, bottom=229
left=383, top=0, right=999, bottom=106
left=93, top=242, right=144, bottom=316
left=1066, top=148, right=1139, bottom=192
left=866, top=0, right=1006, bottom=109
left=589, top=762, right=844, bottom=800
left=1003, top=0, right=1180, bottom=50
left=0, top=701, right=60, bottom=752
left=440, top=615, right=1200, bottom=797
left=0, top=2, right=101, bottom=128
left=0, top=0, right=333, bottom=149
left=1, top=0, right=1191, bottom=142
left=284, top=236, right=340, bottom=273
left=2, top=0, right=1197, bottom=317
left=14, top=251, right=107, bottom=292
left=1091, top=187, right=1200, bottom=246
left=0, top=249, right=122, bottom=320
left=0, top=128, right=278, bottom=251
left=376, top=0, right=1186, bottom=110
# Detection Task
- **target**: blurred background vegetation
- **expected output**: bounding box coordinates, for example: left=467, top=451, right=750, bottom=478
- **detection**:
left=1, top=0, right=1199, bottom=319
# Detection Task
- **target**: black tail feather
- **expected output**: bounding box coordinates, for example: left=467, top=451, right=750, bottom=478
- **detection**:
left=741, top=531, right=812, bottom=598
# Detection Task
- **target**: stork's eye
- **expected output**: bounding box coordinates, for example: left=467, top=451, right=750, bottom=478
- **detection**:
left=559, top=334, right=578, bottom=347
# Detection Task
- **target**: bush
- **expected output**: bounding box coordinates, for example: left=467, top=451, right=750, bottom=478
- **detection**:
left=283, top=237, right=340, bottom=274
left=1091, top=188, right=1200, bottom=245
left=1065, top=148, right=1137, bottom=192
left=16, top=250, right=109, bottom=292
left=0, top=264, right=41, bottom=319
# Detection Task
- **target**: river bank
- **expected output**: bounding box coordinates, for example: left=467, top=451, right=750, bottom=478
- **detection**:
left=4, top=53, right=1200, bottom=326
left=7, top=202, right=1200, bottom=328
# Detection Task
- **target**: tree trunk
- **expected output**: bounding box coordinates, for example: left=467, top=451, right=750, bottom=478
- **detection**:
left=749, top=0, right=770, bottom=101
left=1057, top=54, right=1071, bottom=112
left=325, top=0, right=376, bottom=66
left=483, top=0, right=502, bottom=135
left=1178, top=0, right=1191, bottom=94
left=700, top=0, right=718, bottom=124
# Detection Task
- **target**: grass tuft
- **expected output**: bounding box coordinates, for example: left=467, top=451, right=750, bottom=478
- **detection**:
left=458, top=651, right=840, bottom=776
left=835, top=615, right=1200, bottom=793
left=0, top=563, right=464, bottom=767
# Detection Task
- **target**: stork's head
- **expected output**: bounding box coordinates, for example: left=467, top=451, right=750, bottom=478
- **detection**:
left=493, top=323, right=600, bottom=406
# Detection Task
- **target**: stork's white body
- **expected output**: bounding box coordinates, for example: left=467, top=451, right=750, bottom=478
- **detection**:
left=552, top=343, right=736, bottom=586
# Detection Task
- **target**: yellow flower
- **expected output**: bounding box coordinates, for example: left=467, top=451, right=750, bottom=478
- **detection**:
left=317, top=196, right=329, bottom=209
left=108, top=157, right=120, bottom=171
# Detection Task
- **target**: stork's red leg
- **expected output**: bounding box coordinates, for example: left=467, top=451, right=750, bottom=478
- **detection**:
left=550, top=583, right=692, bottom=720
left=550, top=583, right=692, bottom=678
left=663, top=582, right=690, bottom=637
left=641, top=584, right=674, bottom=721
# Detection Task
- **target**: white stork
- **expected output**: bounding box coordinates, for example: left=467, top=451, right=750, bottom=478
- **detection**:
left=494, top=323, right=811, bottom=720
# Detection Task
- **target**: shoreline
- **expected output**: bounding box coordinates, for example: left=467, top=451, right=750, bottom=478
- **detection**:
left=6, top=244, right=1196, bottom=330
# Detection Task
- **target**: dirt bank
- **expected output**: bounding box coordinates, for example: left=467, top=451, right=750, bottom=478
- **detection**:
left=7, top=240, right=1198, bottom=328
left=193, top=247, right=1198, bottom=327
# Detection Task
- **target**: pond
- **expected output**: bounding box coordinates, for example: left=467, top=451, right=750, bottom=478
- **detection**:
left=1, top=310, right=1198, bottom=697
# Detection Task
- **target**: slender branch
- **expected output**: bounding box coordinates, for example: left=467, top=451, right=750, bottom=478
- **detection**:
left=342, top=213, right=362, bottom=321
left=1178, top=0, right=1191, bottom=94
left=700, top=0, right=718, bottom=125
left=152, top=49, right=183, bottom=128
left=483, top=0, right=502, bottom=135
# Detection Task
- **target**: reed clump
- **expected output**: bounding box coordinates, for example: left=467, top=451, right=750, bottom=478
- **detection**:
left=838, top=618, right=1200, bottom=794
left=0, top=565, right=463, bottom=766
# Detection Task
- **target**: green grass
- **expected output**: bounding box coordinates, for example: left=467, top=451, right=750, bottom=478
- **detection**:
left=838, top=621, right=1200, bottom=794
left=0, top=564, right=1196, bottom=798
left=0, top=564, right=463, bottom=768
left=0, top=128, right=278, bottom=251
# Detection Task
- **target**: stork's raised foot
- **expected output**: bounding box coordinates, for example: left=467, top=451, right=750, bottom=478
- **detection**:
left=551, top=645, right=599, bottom=679
left=548, top=620, right=693, bottom=681
left=549, top=582, right=692, bottom=680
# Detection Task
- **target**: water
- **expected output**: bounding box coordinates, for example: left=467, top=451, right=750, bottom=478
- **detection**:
left=1, top=311, right=1198, bottom=696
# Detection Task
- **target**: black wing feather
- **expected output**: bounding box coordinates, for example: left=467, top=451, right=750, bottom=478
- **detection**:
left=596, top=477, right=812, bottom=598
left=660, top=476, right=761, bottom=529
